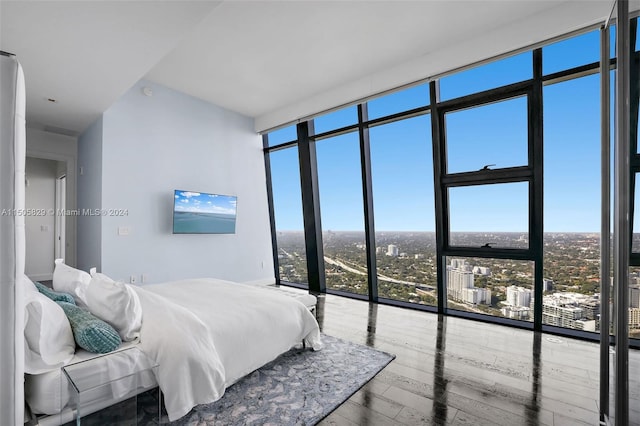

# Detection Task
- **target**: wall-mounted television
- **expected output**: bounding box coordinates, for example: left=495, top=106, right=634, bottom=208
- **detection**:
left=173, top=190, right=237, bottom=234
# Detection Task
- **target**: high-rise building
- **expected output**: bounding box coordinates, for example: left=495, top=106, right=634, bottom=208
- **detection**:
left=462, top=287, right=492, bottom=305
left=542, top=292, right=599, bottom=330
left=506, top=285, right=531, bottom=307
left=501, top=305, right=530, bottom=320
left=447, top=259, right=473, bottom=301
left=472, top=266, right=491, bottom=276
left=386, top=244, right=399, bottom=257
left=630, top=287, right=640, bottom=309
left=446, top=259, right=491, bottom=305
left=543, top=279, right=554, bottom=292
left=630, top=307, right=640, bottom=329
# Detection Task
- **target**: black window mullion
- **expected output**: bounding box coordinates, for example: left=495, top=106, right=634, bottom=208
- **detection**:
left=265, top=140, right=298, bottom=152
left=442, top=167, right=531, bottom=187
left=431, top=80, right=447, bottom=314
left=437, top=81, right=532, bottom=112
left=442, top=247, right=535, bottom=261
left=297, top=121, right=326, bottom=293
left=358, top=103, right=378, bottom=302
left=531, top=48, right=544, bottom=331
left=263, top=134, right=281, bottom=286
left=363, top=105, right=431, bottom=128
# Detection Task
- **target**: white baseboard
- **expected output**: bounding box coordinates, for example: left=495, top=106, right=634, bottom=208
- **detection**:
left=243, top=277, right=276, bottom=286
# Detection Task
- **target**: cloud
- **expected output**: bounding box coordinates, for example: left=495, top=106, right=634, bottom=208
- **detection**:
left=180, top=191, right=200, bottom=198
left=175, top=192, right=237, bottom=215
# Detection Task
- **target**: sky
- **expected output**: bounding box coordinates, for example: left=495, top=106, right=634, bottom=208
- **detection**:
left=174, top=190, right=237, bottom=216
left=269, top=28, right=622, bottom=233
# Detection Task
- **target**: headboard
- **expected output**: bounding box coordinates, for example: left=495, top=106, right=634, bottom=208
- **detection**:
left=0, top=51, right=26, bottom=426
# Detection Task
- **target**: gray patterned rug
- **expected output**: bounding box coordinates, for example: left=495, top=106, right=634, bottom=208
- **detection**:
left=74, top=334, right=395, bottom=425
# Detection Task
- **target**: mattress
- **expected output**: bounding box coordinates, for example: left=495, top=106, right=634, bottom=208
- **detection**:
left=25, top=341, right=152, bottom=417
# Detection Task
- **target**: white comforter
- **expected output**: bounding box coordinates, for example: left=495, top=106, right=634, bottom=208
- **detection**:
left=132, top=279, right=322, bottom=421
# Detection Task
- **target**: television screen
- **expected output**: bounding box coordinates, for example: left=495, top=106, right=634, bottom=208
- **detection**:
left=173, top=190, right=237, bottom=234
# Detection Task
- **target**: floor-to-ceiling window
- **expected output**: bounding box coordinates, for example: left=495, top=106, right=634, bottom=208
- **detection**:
left=437, top=52, right=538, bottom=325
left=315, top=127, right=369, bottom=296
left=264, top=125, right=309, bottom=287
left=542, top=30, right=603, bottom=334
left=368, top=83, right=436, bottom=306
left=262, top=23, right=638, bottom=347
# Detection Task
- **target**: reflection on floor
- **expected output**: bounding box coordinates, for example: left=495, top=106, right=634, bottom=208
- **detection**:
left=304, top=291, right=640, bottom=426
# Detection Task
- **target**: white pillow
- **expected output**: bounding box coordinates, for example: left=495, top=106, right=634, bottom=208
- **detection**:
left=24, top=291, right=75, bottom=374
left=52, top=258, right=91, bottom=307
left=23, top=274, right=37, bottom=293
left=86, top=273, right=142, bottom=342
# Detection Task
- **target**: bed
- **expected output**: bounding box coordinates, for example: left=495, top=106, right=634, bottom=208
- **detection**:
left=24, top=270, right=322, bottom=424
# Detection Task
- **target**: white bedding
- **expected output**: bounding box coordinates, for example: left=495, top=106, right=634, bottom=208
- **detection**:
left=133, top=278, right=322, bottom=421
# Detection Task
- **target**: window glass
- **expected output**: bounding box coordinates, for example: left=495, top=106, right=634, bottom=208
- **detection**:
left=543, top=30, right=599, bottom=75
left=446, top=256, right=534, bottom=322
left=449, top=182, right=529, bottom=249
left=611, top=24, right=617, bottom=59
left=370, top=115, right=436, bottom=305
left=367, top=83, right=430, bottom=120
left=269, top=147, right=308, bottom=285
left=543, top=74, right=601, bottom=333
left=266, top=124, right=297, bottom=146
left=316, top=131, right=368, bottom=295
left=634, top=173, right=640, bottom=253
left=440, top=52, right=532, bottom=101
left=636, top=17, right=640, bottom=52
left=313, top=106, right=358, bottom=135
left=445, top=96, right=528, bottom=174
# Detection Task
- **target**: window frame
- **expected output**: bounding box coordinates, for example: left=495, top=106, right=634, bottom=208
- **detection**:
left=261, top=25, right=639, bottom=349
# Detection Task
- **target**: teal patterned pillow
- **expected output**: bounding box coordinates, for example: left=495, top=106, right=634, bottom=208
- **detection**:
left=56, top=302, right=121, bottom=353
left=34, top=281, right=76, bottom=304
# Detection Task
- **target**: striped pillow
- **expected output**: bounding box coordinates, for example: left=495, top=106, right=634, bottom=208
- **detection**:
left=34, top=281, right=76, bottom=305
left=56, top=302, right=121, bottom=353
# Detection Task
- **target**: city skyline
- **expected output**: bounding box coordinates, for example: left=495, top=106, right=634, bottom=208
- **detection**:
left=274, top=230, right=640, bottom=337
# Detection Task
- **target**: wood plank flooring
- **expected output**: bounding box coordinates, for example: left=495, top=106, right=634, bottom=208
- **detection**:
left=305, top=292, right=640, bottom=426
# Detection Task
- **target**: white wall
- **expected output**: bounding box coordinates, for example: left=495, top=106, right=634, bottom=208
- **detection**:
left=95, top=80, right=274, bottom=284
left=24, top=158, right=58, bottom=280
left=77, top=117, right=103, bottom=272
left=26, top=128, right=77, bottom=267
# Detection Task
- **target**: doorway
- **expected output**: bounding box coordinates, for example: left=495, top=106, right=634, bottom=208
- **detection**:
left=25, top=157, right=67, bottom=280
left=55, top=174, right=66, bottom=260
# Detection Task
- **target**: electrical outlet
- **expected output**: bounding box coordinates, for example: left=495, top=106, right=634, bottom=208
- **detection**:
left=130, top=275, right=137, bottom=284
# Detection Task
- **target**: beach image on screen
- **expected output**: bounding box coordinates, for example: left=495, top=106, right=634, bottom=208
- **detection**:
left=173, top=191, right=237, bottom=234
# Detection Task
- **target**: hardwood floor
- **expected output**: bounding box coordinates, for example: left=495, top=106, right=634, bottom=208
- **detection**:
left=305, top=292, right=640, bottom=426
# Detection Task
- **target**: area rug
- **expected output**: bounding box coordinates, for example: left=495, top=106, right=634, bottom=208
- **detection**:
left=75, top=334, right=395, bottom=425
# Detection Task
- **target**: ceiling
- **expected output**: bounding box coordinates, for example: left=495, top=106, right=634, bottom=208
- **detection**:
left=0, top=1, right=620, bottom=135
